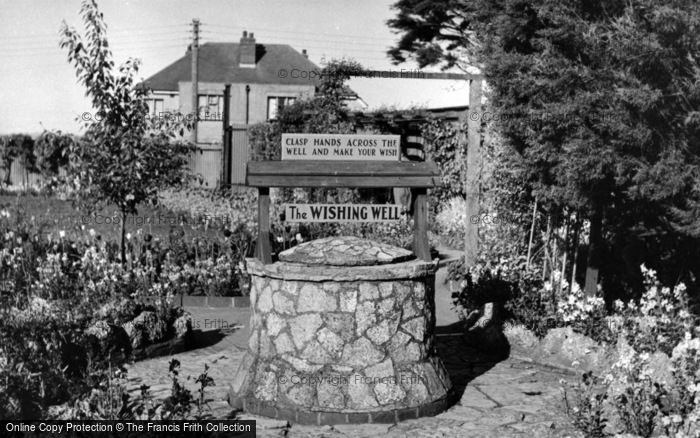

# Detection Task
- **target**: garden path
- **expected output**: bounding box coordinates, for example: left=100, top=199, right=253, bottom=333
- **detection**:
left=124, top=263, right=582, bottom=437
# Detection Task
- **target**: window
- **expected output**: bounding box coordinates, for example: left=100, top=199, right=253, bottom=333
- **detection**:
left=267, top=96, right=297, bottom=120
left=145, top=98, right=164, bottom=116
left=198, top=94, right=224, bottom=120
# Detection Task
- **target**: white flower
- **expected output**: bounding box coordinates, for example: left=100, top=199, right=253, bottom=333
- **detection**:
left=89, top=228, right=96, bottom=237
left=126, top=233, right=132, bottom=240
left=126, top=194, right=135, bottom=201
left=59, top=230, right=66, bottom=239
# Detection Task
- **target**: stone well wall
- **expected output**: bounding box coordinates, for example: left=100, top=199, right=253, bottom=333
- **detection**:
left=229, top=250, right=454, bottom=425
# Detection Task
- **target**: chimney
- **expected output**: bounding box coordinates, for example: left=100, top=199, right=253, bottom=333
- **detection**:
left=240, top=31, right=256, bottom=68
left=302, top=49, right=308, bottom=58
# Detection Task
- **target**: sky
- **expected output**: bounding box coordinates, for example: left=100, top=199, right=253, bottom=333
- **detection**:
left=0, top=0, right=469, bottom=134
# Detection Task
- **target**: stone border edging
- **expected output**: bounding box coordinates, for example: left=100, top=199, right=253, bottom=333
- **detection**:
left=508, top=350, right=581, bottom=375
left=138, top=295, right=251, bottom=308
left=228, top=390, right=459, bottom=425
left=179, top=295, right=251, bottom=308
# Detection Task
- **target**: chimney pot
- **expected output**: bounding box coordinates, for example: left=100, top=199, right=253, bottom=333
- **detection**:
left=240, top=30, right=256, bottom=67
left=302, top=49, right=308, bottom=58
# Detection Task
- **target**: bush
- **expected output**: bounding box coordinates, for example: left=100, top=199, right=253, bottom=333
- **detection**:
left=421, top=119, right=466, bottom=206
left=435, top=197, right=467, bottom=249
left=34, top=130, right=72, bottom=184
left=449, top=254, right=552, bottom=336
left=557, top=276, right=614, bottom=344
left=563, top=327, right=699, bottom=437
left=613, top=266, right=698, bottom=356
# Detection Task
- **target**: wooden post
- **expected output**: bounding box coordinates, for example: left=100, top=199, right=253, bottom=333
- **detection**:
left=221, top=84, right=231, bottom=188
left=465, top=78, right=482, bottom=266
left=526, top=196, right=538, bottom=270
left=412, top=188, right=430, bottom=261
left=256, top=187, right=272, bottom=264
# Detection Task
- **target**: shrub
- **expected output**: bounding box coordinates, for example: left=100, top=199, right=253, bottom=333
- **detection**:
left=421, top=119, right=466, bottom=206
left=557, top=277, right=613, bottom=344
left=449, top=254, right=551, bottom=336
left=435, top=197, right=467, bottom=249
left=0, top=307, right=95, bottom=419
left=564, top=332, right=700, bottom=437
left=613, top=266, right=698, bottom=356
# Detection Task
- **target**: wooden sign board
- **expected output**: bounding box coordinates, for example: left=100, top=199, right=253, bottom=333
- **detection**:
left=281, top=133, right=400, bottom=161
left=284, top=204, right=403, bottom=223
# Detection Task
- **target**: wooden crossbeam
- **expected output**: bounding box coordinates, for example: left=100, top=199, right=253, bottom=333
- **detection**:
left=246, top=161, right=440, bottom=188
left=347, top=71, right=482, bottom=81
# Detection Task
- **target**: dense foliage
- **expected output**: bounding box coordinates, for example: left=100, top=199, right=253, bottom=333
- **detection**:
left=389, top=0, right=700, bottom=303
left=421, top=119, right=467, bottom=206
left=34, top=130, right=72, bottom=182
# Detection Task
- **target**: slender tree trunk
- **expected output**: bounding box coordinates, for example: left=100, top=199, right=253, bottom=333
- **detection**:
left=551, top=209, right=559, bottom=288
left=584, top=211, right=603, bottom=297
left=559, top=214, right=570, bottom=296
left=570, top=215, right=581, bottom=293
left=120, top=210, right=127, bottom=266
left=542, top=212, right=551, bottom=284
left=3, top=160, right=12, bottom=186
left=526, top=196, right=538, bottom=270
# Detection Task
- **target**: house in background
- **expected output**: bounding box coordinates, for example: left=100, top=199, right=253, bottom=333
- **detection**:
left=142, top=31, right=365, bottom=187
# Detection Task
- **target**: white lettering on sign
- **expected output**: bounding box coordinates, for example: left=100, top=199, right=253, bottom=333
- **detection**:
left=284, top=204, right=404, bottom=223
left=281, top=134, right=400, bottom=161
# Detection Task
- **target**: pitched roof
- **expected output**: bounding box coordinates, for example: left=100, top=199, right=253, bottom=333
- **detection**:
left=142, top=42, right=321, bottom=91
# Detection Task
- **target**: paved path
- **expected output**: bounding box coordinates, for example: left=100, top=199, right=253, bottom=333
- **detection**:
left=124, top=261, right=582, bottom=437
left=123, top=308, right=250, bottom=419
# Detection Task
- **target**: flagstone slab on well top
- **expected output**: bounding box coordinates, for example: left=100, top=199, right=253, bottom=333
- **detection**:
left=229, top=236, right=454, bottom=425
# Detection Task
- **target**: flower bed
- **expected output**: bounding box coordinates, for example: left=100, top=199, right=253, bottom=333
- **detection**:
left=0, top=200, right=254, bottom=419
left=500, top=267, right=699, bottom=437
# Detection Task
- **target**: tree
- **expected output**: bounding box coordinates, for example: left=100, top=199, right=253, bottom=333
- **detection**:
left=34, top=130, right=72, bottom=181
left=387, top=0, right=480, bottom=72
left=60, top=0, right=195, bottom=263
left=13, top=134, right=37, bottom=188
left=388, top=0, right=700, bottom=300
left=0, top=135, right=17, bottom=186
left=0, top=134, right=35, bottom=187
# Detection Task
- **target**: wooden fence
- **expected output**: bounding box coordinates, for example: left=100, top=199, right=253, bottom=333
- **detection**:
left=184, top=124, right=249, bottom=188
left=0, top=161, right=67, bottom=188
